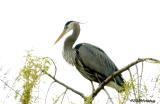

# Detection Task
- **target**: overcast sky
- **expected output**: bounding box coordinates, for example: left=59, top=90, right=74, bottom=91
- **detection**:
left=0, top=0, right=160, bottom=104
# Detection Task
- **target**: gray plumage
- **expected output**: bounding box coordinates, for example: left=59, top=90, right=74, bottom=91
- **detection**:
left=55, top=21, right=125, bottom=92
left=74, top=43, right=124, bottom=86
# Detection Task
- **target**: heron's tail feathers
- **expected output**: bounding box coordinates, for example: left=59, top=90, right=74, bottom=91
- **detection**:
left=106, top=81, right=125, bottom=93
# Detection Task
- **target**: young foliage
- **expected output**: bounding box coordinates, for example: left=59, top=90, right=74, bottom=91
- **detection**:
left=16, top=52, right=51, bottom=104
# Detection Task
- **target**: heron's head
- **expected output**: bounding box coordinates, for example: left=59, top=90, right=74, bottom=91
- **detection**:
left=54, top=21, right=79, bottom=44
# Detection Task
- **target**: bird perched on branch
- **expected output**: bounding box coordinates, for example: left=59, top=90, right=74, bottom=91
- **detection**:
left=54, top=21, right=125, bottom=92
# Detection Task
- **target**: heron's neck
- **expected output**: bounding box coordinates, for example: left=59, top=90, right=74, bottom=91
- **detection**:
left=63, top=24, right=80, bottom=65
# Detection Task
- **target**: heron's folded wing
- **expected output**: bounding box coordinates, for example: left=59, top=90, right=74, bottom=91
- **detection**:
left=75, top=43, right=118, bottom=77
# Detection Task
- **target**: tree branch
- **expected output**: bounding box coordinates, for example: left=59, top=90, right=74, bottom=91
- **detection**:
left=91, top=58, right=160, bottom=99
left=44, top=57, right=160, bottom=104
left=45, top=72, right=85, bottom=99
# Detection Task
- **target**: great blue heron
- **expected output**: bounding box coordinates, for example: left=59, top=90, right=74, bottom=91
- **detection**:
left=54, top=21, right=125, bottom=92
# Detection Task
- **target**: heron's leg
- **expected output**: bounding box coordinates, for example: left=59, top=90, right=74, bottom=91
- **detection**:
left=95, top=73, right=101, bottom=84
left=90, top=81, right=95, bottom=93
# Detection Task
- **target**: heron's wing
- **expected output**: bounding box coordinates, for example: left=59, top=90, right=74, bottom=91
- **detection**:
left=74, top=43, right=124, bottom=85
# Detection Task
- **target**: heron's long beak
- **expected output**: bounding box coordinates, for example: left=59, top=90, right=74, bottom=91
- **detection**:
left=54, top=30, right=66, bottom=44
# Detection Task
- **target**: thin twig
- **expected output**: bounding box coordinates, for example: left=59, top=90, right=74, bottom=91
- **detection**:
left=65, top=91, right=71, bottom=104
left=43, top=57, right=57, bottom=77
left=139, top=62, right=143, bottom=90
left=0, top=78, right=21, bottom=96
left=135, top=64, right=140, bottom=102
left=103, top=88, right=114, bottom=104
left=61, top=88, right=68, bottom=104
left=128, top=69, right=137, bottom=104
left=151, top=74, right=160, bottom=98
left=45, top=81, right=55, bottom=104
left=53, top=89, right=67, bottom=104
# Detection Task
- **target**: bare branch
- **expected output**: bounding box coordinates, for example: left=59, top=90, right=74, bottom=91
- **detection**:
left=0, top=78, right=21, bottom=97
left=103, top=88, right=114, bottom=104
left=128, top=69, right=137, bottom=104
left=45, top=81, right=55, bottom=104
left=135, top=64, right=140, bottom=99
left=139, top=62, right=144, bottom=90
left=45, top=72, right=85, bottom=99
left=91, top=58, right=160, bottom=100
left=42, top=57, right=160, bottom=104
left=61, top=88, right=68, bottom=104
